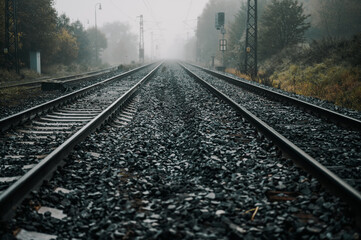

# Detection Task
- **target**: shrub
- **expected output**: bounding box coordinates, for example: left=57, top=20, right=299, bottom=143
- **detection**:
left=226, top=68, right=251, bottom=81
left=271, top=62, right=361, bottom=111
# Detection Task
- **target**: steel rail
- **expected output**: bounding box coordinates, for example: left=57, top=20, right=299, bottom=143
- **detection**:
left=0, top=66, right=117, bottom=90
left=41, top=66, right=120, bottom=91
left=48, top=66, right=117, bottom=82
left=180, top=63, right=361, bottom=221
left=0, top=62, right=162, bottom=221
left=0, top=63, right=154, bottom=132
left=188, top=63, right=361, bottom=131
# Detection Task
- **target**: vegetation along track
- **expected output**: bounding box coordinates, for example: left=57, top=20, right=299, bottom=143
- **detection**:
left=182, top=63, right=361, bottom=220
left=0, top=63, right=162, bottom=221
left=1, top=62, right=358, bottom=239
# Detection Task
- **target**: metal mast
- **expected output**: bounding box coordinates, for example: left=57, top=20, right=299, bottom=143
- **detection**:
left=244, top=0, right=257, bottom=77
left=196, top=17, right=200, bottom=62
left=151, top=32, right=154, bottom=60
left=139, top=15, right=144, bottom=63
left=4, top=0, right=19, bottom=73
left=94, top=3, right=102, bottom=65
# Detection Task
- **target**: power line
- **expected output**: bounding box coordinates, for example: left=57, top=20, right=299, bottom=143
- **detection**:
left=142, top=0, right=156, bottom=22
left=184, top=0, right=193, bottom=22
left=109, top=0, right=138, bottom=22
left=183, top=20, right=197, bottom=31
left=142, top=0, right=163, bottom=35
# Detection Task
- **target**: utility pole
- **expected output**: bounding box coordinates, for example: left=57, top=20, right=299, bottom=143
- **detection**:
left=4, top=0, right=19, bottom=74
left=95, top=3, right=102, bottom=65
left=196, top=17, right=200, bottom=63
left=151, top=32, right=154, bottom=60
left=244, top=0, right=258, bottom=78
left=138, top=15, right=144, bottom=63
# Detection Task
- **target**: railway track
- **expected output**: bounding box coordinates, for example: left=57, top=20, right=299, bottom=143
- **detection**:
left=0, top=66, right=127, bottom=120
left=0, top=62, right=359, bottom=238
left=0, top=62, right=161, bottom=221
left=188, top=63, right=361, bottom=128
left=181, top=63, right=361, bottom=221
left=0, top=66, right=118, bottom=91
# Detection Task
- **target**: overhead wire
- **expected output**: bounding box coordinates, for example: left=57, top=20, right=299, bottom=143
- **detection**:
left=109, top=0, right=138, bottom=22
left=183, top=19, right=197, bottom=31
left=183, top=0, right=197, bottom=35
left=142, top=0, right=164, bottom=38
left=184, top=0, right=193, bottom=22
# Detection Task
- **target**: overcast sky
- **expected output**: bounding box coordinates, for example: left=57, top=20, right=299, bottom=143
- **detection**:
left=54, top=0, right=209, bottom=58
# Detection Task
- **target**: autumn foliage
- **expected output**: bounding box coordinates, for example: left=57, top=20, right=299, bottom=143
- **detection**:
left=271, top=63, right=361, bottom=110
left=54, top=28, right=79, bottom=63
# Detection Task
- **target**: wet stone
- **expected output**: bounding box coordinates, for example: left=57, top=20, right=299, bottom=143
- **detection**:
left=1, top=63, right=359, bottom=239
left=205, top=193, right=216, bottom=200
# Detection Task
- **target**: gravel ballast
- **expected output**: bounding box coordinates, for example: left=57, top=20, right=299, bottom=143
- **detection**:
left=186, top=64, right=361, bottom=191
left=0, top=68, right=144, bottom=119
left=215, top=67, right=361, bottom=121
left=0, top=63, right=359, bottom=239
left=0, top=66, right=157, bottom=192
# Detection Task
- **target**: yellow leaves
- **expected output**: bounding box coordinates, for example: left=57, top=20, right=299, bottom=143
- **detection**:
left=226, top=68, right=252, bottom=81
left=289, top=64, right=300, bottom=75
left=54, top=28, right=79, bottom=62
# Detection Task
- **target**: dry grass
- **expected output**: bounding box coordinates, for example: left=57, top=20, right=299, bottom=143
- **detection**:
left=0, top=86, right=43, bottom=107
left=226, top=68, right=252, bottom=81
left=0, top=69, right=41, bottom=84
left=0, top=63, right=100, bottom=85
left=42, top=64, right=93, bottom=77
left=271, top=63, right=361, bottom=111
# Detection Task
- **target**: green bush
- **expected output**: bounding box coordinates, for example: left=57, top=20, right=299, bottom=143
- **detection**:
left=258, top=34, right=361, bottom=111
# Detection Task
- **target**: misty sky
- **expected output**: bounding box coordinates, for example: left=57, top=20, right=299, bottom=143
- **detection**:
left=54, top=0, right=209, bottom=58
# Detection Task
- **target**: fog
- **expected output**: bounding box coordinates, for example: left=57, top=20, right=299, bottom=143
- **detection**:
left=54, top=0, right=209, bottom=61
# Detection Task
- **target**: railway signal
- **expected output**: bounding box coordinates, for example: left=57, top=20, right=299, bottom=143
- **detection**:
left=215, top=12, right=226, bottom=71
left=215, top=12, right=225, bottom=30
left=219, top=39, right=227, bottom=51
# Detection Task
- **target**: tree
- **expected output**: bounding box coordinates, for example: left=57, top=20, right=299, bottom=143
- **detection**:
left=0, top=0, right=100, bottom=70
left=52, top=28, right=79, bottom=64
left=0, top=0, right=5, bottom=67
left=309, top=0, right=361, bottom=39
left=56, top=13, right=71, bottom=30
left=259, top=0, right=310, bottom=60
left=17, top=0, right=58, bottom=66
left=56, top=15, right=92, bottom=65
left=100, top=22, right=137, bottom=65
left=224, top=3, right=247, bottom=68
left=71, top=20, right=92, bottom=65
left=86, top=27, right=107, bottom=65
